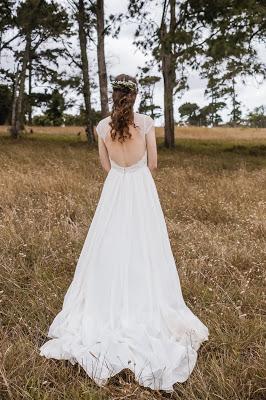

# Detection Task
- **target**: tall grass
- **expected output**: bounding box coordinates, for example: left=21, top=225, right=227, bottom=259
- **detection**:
left=0, top=130, right=265, bottom=399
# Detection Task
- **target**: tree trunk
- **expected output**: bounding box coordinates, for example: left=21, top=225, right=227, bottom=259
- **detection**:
left=11, top=33, right=31, bottom=138
left=10, top=70, right=20, bottom=137
left=96, top=0, right=109, bottom=117
left=232, top=78, right=236, bottom=126
left=77, top=0, right=95, bottom=144
left=162, top=54, right=175, bottom=148
left=28, top=34, right=32, bottom=125
left=211, top=87, right=214, bottom=126
left=159, top=0, right=176, bottom=148
left=0, top=32, right=2, bottom=63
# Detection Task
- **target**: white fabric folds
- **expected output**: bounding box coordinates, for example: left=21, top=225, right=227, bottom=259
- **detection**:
left=40, top=148, right=209, bottom=392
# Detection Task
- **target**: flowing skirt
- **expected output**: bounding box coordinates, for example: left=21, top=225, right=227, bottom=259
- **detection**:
left=39, top=163, right=209, bottom=392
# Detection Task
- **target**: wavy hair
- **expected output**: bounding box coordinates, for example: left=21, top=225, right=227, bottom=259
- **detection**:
left=109, top=74, right=138, bottom=143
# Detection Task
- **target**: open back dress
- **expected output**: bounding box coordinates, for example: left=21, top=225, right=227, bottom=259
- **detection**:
left=39, top=112, right=209, bottom=392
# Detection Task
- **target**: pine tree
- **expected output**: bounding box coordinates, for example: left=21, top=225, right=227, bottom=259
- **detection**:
left=129, top=0, right=266, bottom=146
left=138, top=67, right=161, bottom=118
left=10, top=0, right=69, bottom=138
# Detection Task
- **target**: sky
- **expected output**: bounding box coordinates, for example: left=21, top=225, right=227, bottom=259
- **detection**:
left=1, top=0, right=265, bottom=126
left=103, top=0, right=266, bottom=125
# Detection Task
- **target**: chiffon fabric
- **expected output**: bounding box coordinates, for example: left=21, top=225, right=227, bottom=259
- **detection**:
left=39, top=112, right=209, bottom=392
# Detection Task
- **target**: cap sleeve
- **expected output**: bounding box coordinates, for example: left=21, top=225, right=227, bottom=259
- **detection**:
left=144, top=115, right=155, bottom=135
left=96, top=118, right=110, bottom=140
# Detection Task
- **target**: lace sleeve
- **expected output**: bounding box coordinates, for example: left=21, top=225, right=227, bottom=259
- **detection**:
left=96, top=119, right=109, bottom=140
left=144, top=115, right=155, bottom=136
left=96, top=120, right=104, bottom=139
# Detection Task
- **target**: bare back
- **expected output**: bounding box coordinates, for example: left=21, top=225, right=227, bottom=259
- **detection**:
left=96, top=112, right=155, bottom=168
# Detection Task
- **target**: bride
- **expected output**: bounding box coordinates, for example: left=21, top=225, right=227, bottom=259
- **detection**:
left=40, top=74, right=209, bottom=392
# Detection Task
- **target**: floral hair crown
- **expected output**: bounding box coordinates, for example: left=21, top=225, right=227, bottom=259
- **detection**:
left=111, top=79, right=138, bottom=91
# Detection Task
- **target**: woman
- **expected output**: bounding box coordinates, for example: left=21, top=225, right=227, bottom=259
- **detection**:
left=40, top=74, right=209, bottom=392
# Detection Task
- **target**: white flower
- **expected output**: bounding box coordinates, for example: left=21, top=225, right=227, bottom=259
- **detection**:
left=111, top=80, right=137, bottom=91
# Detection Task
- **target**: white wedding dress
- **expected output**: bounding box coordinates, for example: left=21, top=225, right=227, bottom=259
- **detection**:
left=40, top=112, right=209, bottom=392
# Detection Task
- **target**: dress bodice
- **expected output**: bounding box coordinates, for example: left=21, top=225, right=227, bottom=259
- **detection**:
left=96, top=112, right=154, bottom=173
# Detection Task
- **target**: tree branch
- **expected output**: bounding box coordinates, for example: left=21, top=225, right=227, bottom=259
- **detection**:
left=0, top=32, right=20, bottom=51
left=61, top=39, right=82, bottom=69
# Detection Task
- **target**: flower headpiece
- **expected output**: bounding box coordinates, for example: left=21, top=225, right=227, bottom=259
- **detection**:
left=111, top=79, right=138, bottom=91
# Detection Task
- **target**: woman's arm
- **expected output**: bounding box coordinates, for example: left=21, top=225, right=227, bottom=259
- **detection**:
left=98, top=136, right=111, bottom=173
left=146, top=121, right=157, bottom=172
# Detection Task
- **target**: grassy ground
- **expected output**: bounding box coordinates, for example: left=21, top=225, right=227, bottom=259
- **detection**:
left=1, top=124, right=266, bottom=141
left=0, top=127, right=265, bottom=399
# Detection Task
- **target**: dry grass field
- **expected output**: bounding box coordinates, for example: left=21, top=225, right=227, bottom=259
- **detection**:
left=0, top=126, right=265, bottom=400
left=1, top=124, right=266, bottom=141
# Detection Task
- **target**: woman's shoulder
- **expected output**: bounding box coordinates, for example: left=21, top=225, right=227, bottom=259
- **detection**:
left=134, top=113, right=154, bottom=135
left=134, top=112, right=154, bottom=122
left=96, top=115, right=111, bottom=128
left=135, top=112, right=154, bottom=129
left=96, top=115, right=111, bottom=139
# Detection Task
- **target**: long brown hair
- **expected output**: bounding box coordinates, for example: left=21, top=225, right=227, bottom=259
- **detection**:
left=109, top=74, right=138, bottom=143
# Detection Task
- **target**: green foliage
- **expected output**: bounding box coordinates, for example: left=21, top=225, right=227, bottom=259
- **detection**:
left=137, top=68, right=161, bottom=118
left=32, top=107, right=102, bottom=127
left=44, top=89, right=65, bottom=126
left=202, top=63, right=227, bottom=125
left=78, top=107, right=102, bottom=127
left=16, top=0, right=69, bottom=37
left=0, top=0, right=14, bottom=31
left=178, top=102, right=223, bottom=126
left=63, top=108, right=101, bottom=127
left=32, top=114, right=53, bottom=126
left=246, top=105, right=266, bottom=128
left=179, top=102, right=200, bottom=125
